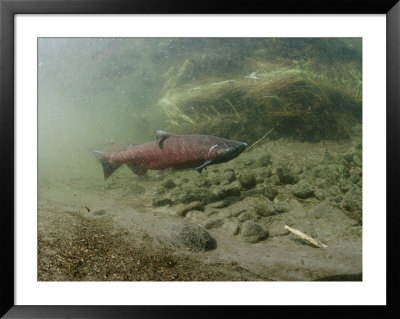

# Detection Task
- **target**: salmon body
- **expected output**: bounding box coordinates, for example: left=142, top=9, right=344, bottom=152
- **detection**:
left=94, top=130, right=247, bottom=179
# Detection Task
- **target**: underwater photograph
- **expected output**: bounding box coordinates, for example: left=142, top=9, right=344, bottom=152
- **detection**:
left=38, top=38, right=362, bottom=281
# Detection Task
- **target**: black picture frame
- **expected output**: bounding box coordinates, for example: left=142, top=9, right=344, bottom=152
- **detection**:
left=1, top=0, right=399, bottom=318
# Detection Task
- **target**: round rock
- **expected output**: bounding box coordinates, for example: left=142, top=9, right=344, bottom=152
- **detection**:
left=240, top=220, right=268, bottom=243
left=170, top=221, right=216, bottom=251
left=292, top=181, right=314, bottom=199
left=276, top=167, right=296, bottom=185
left=238, top=171, right=257, bottom=190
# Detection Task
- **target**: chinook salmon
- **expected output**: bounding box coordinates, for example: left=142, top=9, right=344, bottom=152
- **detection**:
left=94, top=130, right=247, bottom=179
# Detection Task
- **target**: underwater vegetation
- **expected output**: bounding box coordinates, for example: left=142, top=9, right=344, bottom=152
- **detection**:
left=158, top=38, right=362, bottom=143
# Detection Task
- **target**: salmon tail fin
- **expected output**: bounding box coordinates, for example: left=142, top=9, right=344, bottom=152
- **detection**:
left=93, top=151, right=121, bottom=180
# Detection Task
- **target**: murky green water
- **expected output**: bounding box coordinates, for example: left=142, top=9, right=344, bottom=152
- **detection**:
left=38, top=38, right=361, bottom=182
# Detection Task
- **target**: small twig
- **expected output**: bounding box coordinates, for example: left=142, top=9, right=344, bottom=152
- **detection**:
left=284, top=225, right=327, bottom=249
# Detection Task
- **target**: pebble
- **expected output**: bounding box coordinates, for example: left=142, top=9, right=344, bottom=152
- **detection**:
left=152, top=196, right=173, bottom=207
left=221, top=220, right=239, bottom=235
left=175, top=201, right=203, bottom=217
left=353, top=155, right=362, bottom=167
left=263, top=183, right=278, bottom=201
left=206, top=200, right=229, bottom=209
left=342, top=186, right=362, bottom=222
left=240, top=220, right=269, bottom=243
left=162, top=179, right=176, bottom=189
left=238, top=211, right=259, bottom=222
left=185, top=210, right=208, bottom=223
left=170, top=221, right=216, bottom=251
left=276, top=167, right=296, bottom=184
left=292, top=181, right=314, bottom=199
left=343, top=153, right=354, bottom=162
left=238, top=171, right=257, bottom=190
left=257, top=154, right=271, bottom=167
left=202, top=217, right=224, bottom=229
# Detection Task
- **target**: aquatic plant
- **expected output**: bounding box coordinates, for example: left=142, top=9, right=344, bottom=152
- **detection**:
left=158, top=56, right=362, bottom=143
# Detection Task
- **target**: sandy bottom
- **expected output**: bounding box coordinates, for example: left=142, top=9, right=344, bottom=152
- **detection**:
left=38, top=137, right=362, bottom=281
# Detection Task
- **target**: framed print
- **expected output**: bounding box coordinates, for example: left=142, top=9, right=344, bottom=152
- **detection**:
left=1, top=0, right=399, bottom=318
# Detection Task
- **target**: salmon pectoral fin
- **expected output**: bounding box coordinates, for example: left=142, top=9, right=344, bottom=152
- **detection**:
left=93, top=151, right=122, bottom=180
left=196, top=160, right=213, bottom=174
left=127, top=163, right=148, bottom=176
left=156, top=130, right=175, bottom=149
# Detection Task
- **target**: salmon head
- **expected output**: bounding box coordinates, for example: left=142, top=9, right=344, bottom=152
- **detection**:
left=207, top=139, right=247, bottom=164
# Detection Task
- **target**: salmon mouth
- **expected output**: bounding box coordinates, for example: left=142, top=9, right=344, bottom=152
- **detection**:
left=215, top=141, right=247, bottom=164
left=232, top=142, right=247, bottom=157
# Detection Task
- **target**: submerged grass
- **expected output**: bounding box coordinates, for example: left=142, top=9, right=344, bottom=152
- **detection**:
left=159, top=58, right=362, bottom=142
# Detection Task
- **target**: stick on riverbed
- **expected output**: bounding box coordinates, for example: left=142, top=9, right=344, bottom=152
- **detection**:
left=284, top=225, right=327, bottom=248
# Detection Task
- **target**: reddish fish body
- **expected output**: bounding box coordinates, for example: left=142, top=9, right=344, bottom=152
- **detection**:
left=94, top=131, right=247, bottom=179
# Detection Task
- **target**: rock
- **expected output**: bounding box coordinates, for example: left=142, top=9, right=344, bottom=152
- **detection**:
left=339, top=180, right=352, bottom=193
left=343, top=153, right=354, bottom=162
left=202, top=217, right=224, bottom=229
left=216, top=209, right=233, bottom=219
left=221, top=220, right=239, bottom=235
left=265, top=165, right=272, bottom=178
left=155, top=187, right=166, bottom=195
left=213, top=181, right=241, bottom=200
left=206, top=200, right=229, bottom=209
left=238, top=211, right=259, bottom=222
left=172, top=187, right=216, bottom=205
left=276, top=167, right=296, bottom=184
left=175, top=201, right=203, bottom=217
left=185, top=210, right=208, bottom=223
left=311, top=164, right=341, bottom=187
left=170, top=222, right=216, bottom=251
left=342, top=186, right=362, bottom=222
left=332, top=195, right=343, bottom=203
left=252, top=167, right=268, bottom=183
left=262, top=183, right=278, bottom=201
left=251, top=198, right=274, bottom=217
left=204, top=208, right=220, bottom=217
left=240, top=220, right=268, bottom=243
left=274, top=200, right=291, bottom=214
left=243, top=159, right=255, bottom=167
left=255, top=176, right=264, bottom=184
left=238, top=171, right=257, bottom=190
left=176, top=193, right=198, bottom=204
left=354, top=140, right=362, bottom=150
left=152, top=196, right=173, bottom=207
left=162, top=179, right=176, bottom=189
left=292, top=181, right=314, bottom=199
left=259, top=215, right=294, bottom=237
left=222, top=197, right=274, bottom=219
left=222, top=200, right=247, bottom=217
left=257, top=154, right=271, bottom=167
left=350, top=172, right=361, bottom=184
left=210, top=170, right=236, bottom=185
left=314, top=190, right=326, bottom=200
left=127, top=184, right=146, bottom=194
left=194, top=177, right=211, bottom=188
left=353, top=156, right=362, bottom=167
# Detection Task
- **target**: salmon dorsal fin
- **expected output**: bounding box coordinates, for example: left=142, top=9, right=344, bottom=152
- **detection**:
left=156, top=130, right=175, bottom=149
